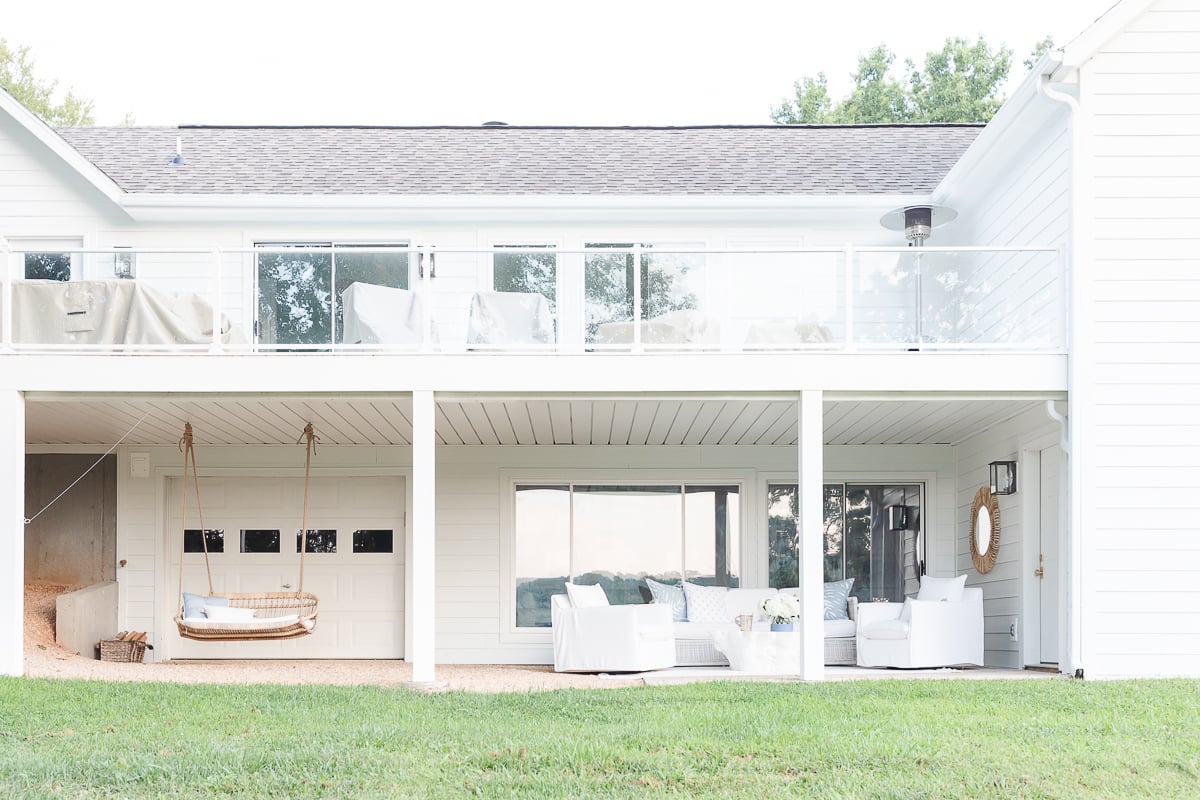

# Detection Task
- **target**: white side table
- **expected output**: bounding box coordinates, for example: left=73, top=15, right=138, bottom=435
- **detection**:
left=711, top=629, right=802, bottom=674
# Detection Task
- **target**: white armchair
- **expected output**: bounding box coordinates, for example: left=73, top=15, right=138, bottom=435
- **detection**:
left=550, top=595, right=676, bottom=673
left=856, top=587, right=984, bottom=668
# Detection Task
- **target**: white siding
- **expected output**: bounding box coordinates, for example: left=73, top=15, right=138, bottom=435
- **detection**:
left=954, top=408, right=1059, bottom=669
left=938, top=100, right=1071, bottom=349
left=1079, top=0, right=1200, bottom=677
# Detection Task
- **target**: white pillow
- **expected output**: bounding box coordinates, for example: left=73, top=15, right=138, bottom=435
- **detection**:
left=203, top=604, right=258, bottom=622
left=916, top=574, right=967, bottom=602
left=682, top=582, right=729, bottom=623
left=565, top=582, right=609, bottom=608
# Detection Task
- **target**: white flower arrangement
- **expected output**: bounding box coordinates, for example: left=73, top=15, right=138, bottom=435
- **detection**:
left=760, top=592, right=802, bottom=625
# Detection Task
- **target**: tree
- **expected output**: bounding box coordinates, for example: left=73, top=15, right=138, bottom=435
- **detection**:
left=773, top=35, right=1052, bottom=125
left=0, top=38, right=94, bottom=126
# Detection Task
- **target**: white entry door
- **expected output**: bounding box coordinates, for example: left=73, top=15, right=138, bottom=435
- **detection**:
left=166, top=475, right=405, bottom=660
left=1037, top=445, right=1062, bottom=665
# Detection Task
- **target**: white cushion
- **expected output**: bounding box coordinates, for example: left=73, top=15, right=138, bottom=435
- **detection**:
left=862, top=619, right=911, bottom=640
left=682, top=583, right=729, bottom=623
left=565, top=582, right=609, bottom=608
left=823, top=618, right=857, bottom=638
left=203, top=605, right=258, bottom=622
left=917, top=574, right=967, bottom=603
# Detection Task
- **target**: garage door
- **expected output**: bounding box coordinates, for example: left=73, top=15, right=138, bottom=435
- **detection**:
left=166, top=475, right=404, bottom=659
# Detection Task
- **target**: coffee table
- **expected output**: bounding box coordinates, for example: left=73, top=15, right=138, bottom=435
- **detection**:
left=710, top=629, right=802, bottom=674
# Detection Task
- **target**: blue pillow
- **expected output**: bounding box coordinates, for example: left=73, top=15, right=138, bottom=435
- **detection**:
left=823, top=578, right=855, bottom=621
left=646, top=578, right=687, bottom=622
left=182, top=592, right=229, bottom=619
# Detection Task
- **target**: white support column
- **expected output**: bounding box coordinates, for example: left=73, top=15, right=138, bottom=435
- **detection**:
left=409, top=389, right=439, bottom=685
left=796, top=390, right=824, bottom=680
left=1, top=390, right=25, bottom=676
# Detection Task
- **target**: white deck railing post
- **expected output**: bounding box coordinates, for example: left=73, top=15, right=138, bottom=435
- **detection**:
left=631, top=244, right=643, bottom=353
left=0, top=388, right=25, bottom=675
left=843, top=246, right=855, bottom=352
left=211, top=248, right=223, bottom=353
left=1, top=240, right=13, bottom=352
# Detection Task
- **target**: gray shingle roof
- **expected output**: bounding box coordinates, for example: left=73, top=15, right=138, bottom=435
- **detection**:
left=55, top=125, right=982, bottom=196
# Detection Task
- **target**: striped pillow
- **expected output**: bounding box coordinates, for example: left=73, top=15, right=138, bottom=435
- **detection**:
left=823, top=578, right=855, bottom=620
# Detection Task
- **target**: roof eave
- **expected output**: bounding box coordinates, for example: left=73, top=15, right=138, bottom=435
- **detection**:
left=0, top=88, right=128, bottom=212
left=1051, top=0, right=1156, bottom=81
left=118, top=192, right=937, bottom=223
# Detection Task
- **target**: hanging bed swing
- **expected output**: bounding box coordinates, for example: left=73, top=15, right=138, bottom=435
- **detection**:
left=174, top=422, right=321, bottom=641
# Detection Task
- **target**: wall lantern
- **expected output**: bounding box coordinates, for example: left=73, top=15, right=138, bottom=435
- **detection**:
left=989, top=460, right=1018, bottom=495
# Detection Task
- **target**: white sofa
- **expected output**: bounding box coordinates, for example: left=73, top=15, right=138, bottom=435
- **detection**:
left=856, top=587, right=984, bottom=668
left=549, top=594, right=675, bottom=673
left=671, top=587, right=858, bottom=667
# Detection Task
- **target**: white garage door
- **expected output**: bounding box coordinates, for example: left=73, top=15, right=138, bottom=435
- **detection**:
left=166, top=475, right=404, bottom=659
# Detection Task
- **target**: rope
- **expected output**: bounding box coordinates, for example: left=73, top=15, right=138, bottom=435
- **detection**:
left=296, top=423, right=318, bottom=593
left=24, top=408, right=154, bottom=525
left=177, top=423, right=214, bottom=601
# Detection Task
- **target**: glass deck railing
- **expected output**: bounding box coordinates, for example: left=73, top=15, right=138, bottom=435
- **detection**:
left=1, top=243, right=1064, bottom=353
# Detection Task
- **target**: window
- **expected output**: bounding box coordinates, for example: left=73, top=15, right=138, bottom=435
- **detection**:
left=296, top=529, right=337, bottom=553
left=768, top=483, right=922, bottom=602
left=256, top=243, right=410, bottom=345
left=583, top=242, right=703, bottom=343
left=11, top=238, right=83, bottom=281
left=184, top=529, right=225, bottom=553
left=513, top=483, right=740, bottom=628
left=240, top=529, right=281, bottom=553
left=353, top=529, right=394, bottom=553
left=493, top=245, right=557, bottom=314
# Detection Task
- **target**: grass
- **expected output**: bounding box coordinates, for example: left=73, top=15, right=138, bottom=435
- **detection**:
left=1, top=677, right=1198, bottom=799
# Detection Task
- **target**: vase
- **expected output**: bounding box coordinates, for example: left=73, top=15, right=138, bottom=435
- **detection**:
left=770, top=622, right=794, bottom=632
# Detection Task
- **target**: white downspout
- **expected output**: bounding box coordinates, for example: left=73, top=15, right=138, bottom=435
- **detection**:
left=1040, top=70, right=1087, bottom=678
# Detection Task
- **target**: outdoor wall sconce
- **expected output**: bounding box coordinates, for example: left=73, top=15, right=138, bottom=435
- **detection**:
left=989, top=460, right=1017, bottom=495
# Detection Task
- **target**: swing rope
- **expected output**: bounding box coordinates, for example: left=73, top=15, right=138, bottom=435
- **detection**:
left=177, top=422, right=214, bottom=600
left=296, top=422, right=319, bottom=594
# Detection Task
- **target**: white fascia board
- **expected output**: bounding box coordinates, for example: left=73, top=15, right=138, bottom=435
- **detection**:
left=0, top=89, right=127, bottom=212
left=117, top=192, right=929, bottom=225
left=933, top=52, right=1067, bottom=204
left=1051, top=0, right=1157, bottom=80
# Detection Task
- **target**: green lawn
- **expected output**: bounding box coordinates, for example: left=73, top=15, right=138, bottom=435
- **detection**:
left=1, top=677, right=1197, bottom=799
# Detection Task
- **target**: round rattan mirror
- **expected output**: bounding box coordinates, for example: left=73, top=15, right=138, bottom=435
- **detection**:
left=970, top=486, right=1001, bottom=574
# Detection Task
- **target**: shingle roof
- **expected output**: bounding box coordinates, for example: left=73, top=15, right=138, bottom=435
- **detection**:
left=55, top=125, right=982, bottom=196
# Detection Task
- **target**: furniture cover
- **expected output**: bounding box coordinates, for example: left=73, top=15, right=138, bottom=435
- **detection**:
left=11, top=279, right=240, bottom=346
left=743, top=318, right=834, bottom=347
left=593, top=309, right=719, bottom=347
left=466, top=291, right=554, bottom=346
left=341, top=282, right=430, bottom=345
left=550, top=594, right=675, bottom=673
left=856, top=587, right=984, bottom=668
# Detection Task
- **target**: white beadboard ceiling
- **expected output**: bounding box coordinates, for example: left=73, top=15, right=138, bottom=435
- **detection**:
left=24, top=395, right=1046, bottom=449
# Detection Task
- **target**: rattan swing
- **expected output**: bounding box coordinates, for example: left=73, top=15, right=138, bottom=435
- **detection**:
left=174, top=422, right=320, bottom=641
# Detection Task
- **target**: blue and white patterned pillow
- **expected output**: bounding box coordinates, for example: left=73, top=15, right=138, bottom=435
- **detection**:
left=646, top=578, right=687, bottom=622
left=682, top=582, right=729, bottom=623
left=823, top=578, right=855, bottom=620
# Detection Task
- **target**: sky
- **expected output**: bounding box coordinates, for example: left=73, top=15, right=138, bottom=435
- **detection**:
left=5, top=0, right=1118, bottom=127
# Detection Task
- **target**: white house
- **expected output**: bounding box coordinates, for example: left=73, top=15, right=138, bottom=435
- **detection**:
left=2, top=0, right=1197, bottom=681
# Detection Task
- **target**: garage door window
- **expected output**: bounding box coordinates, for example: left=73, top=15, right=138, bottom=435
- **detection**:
left=297, top=529, right=337, bottom=553
left=241, top=529, right=281, bottom=553
left=353, top=529, right=393, bottom=553
left=184, top=529, right=224, bottom=553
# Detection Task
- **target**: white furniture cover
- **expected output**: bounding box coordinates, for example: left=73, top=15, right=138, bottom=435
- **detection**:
left=550, top=595, right=676, bottom=673
left=743, top=318, right=834, bottom=347
left=593, top=309, right=719, bottom=347
left=341, top=282, right=431, bottom=345
left=11, top=279, right=240, bottom=346
left=856, top=587, right=984, bottom=668
left=467, top=291, right=554, bottom=346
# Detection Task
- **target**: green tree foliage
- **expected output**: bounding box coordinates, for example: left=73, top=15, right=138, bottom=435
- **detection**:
left=773, top=35, right=1053, bottom=125
left=0, top=38, right=94, bottom=126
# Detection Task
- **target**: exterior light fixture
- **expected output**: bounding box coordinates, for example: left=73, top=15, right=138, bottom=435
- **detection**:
left=879, top=205, right=958, bottom=246
left=989, top=460, right=1017, bottom=495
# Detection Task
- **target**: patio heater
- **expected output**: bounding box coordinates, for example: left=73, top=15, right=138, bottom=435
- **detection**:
left=879, top=205, right=957, bottom=344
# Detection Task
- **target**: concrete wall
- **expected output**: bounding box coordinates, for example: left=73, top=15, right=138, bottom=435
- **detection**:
left=25, top=454, right=116, bottom=585
left=56, top=581, right=118, bottom=657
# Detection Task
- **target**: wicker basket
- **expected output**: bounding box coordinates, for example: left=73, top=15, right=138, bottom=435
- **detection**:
left=98, top=638, right=152, bottom=663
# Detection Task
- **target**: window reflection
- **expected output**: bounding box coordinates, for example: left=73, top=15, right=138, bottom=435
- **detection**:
left=513, top=483, right=741, bottom=627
